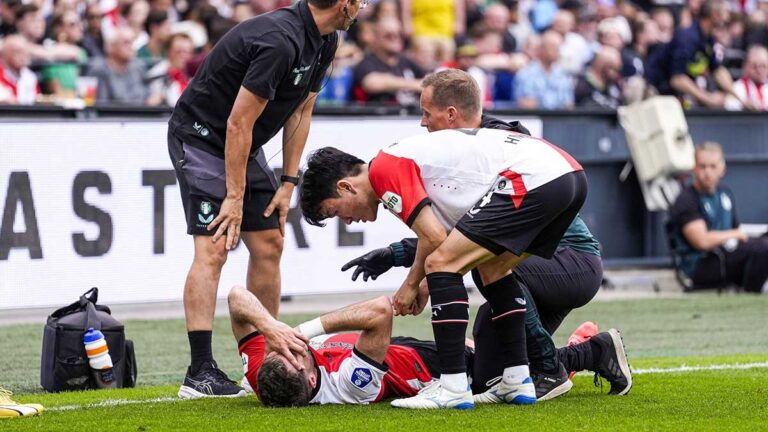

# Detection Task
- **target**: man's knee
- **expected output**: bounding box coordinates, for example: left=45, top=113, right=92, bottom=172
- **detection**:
left=424, top=249, right=454, bottom=273
left=195, top=237, right=228, bottom=269
left=249, top=230, right=284, bottom=263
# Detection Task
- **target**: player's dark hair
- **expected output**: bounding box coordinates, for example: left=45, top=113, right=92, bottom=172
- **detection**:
left=257, top=356, right=312, bottom=408
left=308, top=0, right=347, bottom=10
left=300, top=147, right=365, bottom=227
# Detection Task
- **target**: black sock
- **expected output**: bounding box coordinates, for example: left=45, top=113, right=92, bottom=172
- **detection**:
left=480, top=273, right=527, bottom=368
left=188, top=330, right=213, bottom=373
left=427, top=272, right=470, bottom=375
left=589, top=339, right=603, bottom=371
left=557, top=340, right=596, bottom=373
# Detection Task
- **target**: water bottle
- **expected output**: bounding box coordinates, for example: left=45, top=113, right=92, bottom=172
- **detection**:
left=83, top=328, right=117, bottom=389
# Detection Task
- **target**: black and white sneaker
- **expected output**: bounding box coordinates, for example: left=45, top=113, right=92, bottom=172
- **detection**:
left=532, top=362, right=573, bottom=401
left=178, top=361, right=247, bottom=399
left=591, top=329, right=633, bottom=395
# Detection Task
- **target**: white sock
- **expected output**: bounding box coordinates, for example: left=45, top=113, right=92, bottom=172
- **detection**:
left=502, top=365, right=530, bottom=385
left=440, top=373, right=468, bottom=393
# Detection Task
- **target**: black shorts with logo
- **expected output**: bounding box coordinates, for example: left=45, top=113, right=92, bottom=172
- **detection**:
left=168, top=130, right=279, bottom=235
left=455, top=171, right=588, bottom=259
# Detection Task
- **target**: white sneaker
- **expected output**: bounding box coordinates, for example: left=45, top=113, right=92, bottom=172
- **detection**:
left=473, top=376, right=537, bottom=405
left=391, top=381, right=474, bottom=410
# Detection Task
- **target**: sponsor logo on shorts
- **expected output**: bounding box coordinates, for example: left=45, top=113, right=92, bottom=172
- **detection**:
left=381, top=191, right=403, bottom=214
left=197, top=201, right=214, bottom=226
left=351, top=367, right=373, bottom=389
left=193, top=122, right=210, bottom=137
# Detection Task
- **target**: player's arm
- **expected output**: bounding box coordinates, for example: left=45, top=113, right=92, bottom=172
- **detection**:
left=208, top=87, right=269, bottom=250
left=228, top=286, right=308, bottom=370
left=264, top=91, right=320, bottom=236
left=393, top=205, right=447, bottom=316
left=681, top=219, right=746, bottom=251
left=298, top=296, right=393, bottom=364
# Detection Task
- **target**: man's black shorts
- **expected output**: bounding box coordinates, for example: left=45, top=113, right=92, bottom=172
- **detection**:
left=168, top=130, right=279, bottom=235
left=455, top=171, right=587, bottom=258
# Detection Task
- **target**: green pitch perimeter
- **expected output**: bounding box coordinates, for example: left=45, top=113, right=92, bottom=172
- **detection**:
left=2, top=294, right=767, bottom=431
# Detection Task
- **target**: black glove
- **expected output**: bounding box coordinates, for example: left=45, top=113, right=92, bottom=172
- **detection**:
left=341, top=247, right=395, bottom=281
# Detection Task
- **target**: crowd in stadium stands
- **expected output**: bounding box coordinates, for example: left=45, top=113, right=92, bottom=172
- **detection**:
left=0, top=0, right=767, bottom=109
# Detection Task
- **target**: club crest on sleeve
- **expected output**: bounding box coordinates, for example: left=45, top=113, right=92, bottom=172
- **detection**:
left=381, top=191, right=403, bottom=213
left=351, top=368, right=373, bottom=389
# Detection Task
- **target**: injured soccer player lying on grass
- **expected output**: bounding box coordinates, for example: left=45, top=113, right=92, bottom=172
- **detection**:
left=227, top=286, right=632, bottom=408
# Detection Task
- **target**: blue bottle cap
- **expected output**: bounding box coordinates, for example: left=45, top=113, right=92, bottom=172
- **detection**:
left=83, top=328, right=103, bottom=343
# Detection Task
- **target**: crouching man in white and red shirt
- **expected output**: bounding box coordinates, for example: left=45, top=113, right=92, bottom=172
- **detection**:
left=229, top=286, right=461, bottom=407
left=299, top=127, right=586, bottom=410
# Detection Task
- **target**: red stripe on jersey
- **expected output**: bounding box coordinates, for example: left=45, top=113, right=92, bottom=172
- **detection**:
left=369, top=150, right=429, bottom=225
left=500, top=170, right=527, bottom=208
left=542, top=139, right=582, bottom=171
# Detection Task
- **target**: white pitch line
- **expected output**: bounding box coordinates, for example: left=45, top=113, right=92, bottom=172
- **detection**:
left=632, top=361, right=768, bottom=375
left=49, top=396, right=180, bottom=411
left=43, top=362, right=768, bottom=411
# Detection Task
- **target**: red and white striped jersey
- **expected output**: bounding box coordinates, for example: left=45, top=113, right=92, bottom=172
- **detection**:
left=369, top=128, right=582, bottom=229
left=239, top=333, right=435, bottom=405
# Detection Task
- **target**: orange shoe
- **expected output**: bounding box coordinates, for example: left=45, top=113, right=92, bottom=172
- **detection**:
left=566, top=321, right=599, bottom=380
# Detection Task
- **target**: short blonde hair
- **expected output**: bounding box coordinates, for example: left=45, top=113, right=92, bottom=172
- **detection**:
left=695, top=141, right=724, bottom=163
left=421, top=69, right=481, bottom=119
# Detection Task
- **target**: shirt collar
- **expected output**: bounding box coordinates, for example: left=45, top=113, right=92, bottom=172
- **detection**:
left=298, top=0, right=322, bottom=40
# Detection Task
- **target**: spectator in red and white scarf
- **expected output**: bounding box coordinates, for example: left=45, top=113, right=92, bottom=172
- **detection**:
left=0, top=34, right=40, bottom=104
left=726, top=44, right=768, bottom=110
left=145, top=32, right=193, bottom=106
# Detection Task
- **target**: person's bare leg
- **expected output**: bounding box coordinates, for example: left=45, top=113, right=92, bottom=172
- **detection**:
left=241, top=229, right=283, bottom=318
left=185, top=235, right=228, bottom=331
left=179, top=235, right=245, bottom=399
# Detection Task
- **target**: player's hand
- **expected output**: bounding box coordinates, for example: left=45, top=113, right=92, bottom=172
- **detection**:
left=341, top=247, right=395, bottom=281
left=733, top=229, right=748, bottom=242
left=392, top=283, right=419, bottom=316
left=209, top=195, right=243, bottom=250
left=262, top=319, right=309, bottom=371
left=409, top=279, right=430, bottom=315
left=263, top=183, right=294, bottom=237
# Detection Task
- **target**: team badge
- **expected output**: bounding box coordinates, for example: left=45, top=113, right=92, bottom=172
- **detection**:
left=198, top=201, right=214, bottom=224
left=721, top=193, right=732, bottom=211
left=351, top=368, right=373, bottom=389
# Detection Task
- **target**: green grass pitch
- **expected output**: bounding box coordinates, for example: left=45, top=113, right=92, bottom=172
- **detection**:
left=2, top=294, right=767, bottom=431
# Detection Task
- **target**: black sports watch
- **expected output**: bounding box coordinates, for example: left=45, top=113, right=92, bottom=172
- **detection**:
left=280, top=175, right=300, bottom=185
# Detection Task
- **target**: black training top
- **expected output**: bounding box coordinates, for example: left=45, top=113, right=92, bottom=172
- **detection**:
left=168, top=0, right=338, bottom=157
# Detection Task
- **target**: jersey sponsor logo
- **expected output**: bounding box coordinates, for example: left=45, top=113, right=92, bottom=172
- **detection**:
left=381, top=191, right=403, bottom=214
left=351, top=368, right=373, bottom=389
left=197, top=201, right=214, bottom=225
left=291, top=65, right=312, bottom=86
left=192, top=122, right=210, bottom=137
